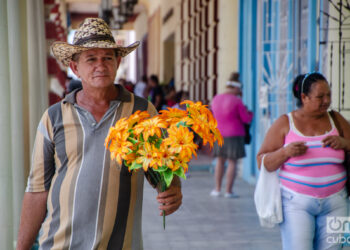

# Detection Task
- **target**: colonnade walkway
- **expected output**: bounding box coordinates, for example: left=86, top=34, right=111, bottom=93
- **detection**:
left=142, top=152, right=282, bottom=250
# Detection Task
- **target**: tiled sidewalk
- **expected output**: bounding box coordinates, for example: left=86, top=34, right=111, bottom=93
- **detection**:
left=142, top=169, right=282, bottom=250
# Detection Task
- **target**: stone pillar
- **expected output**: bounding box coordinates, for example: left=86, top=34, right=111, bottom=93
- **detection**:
left=27, top=0, right=48, bottom=149
left=8, top=0, right=25, bottom=241
left=0, top=0, right=14, bottom=248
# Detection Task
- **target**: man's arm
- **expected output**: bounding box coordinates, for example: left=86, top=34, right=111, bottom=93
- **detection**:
left=156, top=176, right=182, bottom=216
left=17, top=191, right=48, bottom=250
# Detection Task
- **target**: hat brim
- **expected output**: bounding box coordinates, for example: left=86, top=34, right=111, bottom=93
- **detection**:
left=51, top=40, right=140, bottom=67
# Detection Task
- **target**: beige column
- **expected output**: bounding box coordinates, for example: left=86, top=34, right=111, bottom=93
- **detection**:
left=8, top=0, right=25, bottom=241
left=217, top=0, right=239, bottom=94
left=27, top=0, right=49, bottom=149
left=0, top=0, right=14, bottom=249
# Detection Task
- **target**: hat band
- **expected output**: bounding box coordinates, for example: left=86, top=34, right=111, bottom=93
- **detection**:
left=74, top=34, right=116, bottom=46
left=226, top=81, right=241, bottom=88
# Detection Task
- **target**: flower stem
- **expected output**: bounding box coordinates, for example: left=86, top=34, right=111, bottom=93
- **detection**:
left=160, top=175, right=166, bottom=230
left=147, top=169, right=166, bottom=229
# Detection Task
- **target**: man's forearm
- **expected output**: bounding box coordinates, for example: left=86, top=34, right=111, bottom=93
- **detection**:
left=17, top=192, right=48, bottom=250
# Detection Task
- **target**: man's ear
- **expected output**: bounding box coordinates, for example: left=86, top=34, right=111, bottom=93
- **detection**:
left=69, top=60, right=80, bottom=78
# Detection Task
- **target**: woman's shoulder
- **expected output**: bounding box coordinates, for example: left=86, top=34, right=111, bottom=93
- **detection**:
left=269, top=114, right=290, bottom=134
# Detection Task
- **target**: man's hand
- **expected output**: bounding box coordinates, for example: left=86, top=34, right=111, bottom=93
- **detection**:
left=156, top=185, right=182, bottom=216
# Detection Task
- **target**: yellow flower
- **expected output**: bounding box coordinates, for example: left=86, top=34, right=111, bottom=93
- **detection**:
left=133, top=116, right=168, bottom=141
left=181, top=100, right=211, bottom=117
left=127, top=110, right=150, bottom=128
left=163, top=125, right=198, bottom=159
left=181, top=100, right=223, bottom=148
left=173, top=156, right=191, bottom=172
left=152, top=143, right=176, bottom=169
left=108, top=129, right=133, bottom=165
left=208, top=118, right=224, bottom=147
left=159, top=108, right=189, bottom=124
left=136, top=142, right=158, bottom=171
left=105, top=118, right=129, bottom=146
left=124, top=152, right=137, bottom=165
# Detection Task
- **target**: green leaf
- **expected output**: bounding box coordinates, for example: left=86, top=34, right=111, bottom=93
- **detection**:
left=128, top=137, right=138, bottom=144
left=176, top=121, right=189, bottom=128
left=174, top=167, right=186, bottom=180
left=129, top=162, right=142, bottom=171
left=154, top=165, right=168, bottom=173
left=154, top=139, right=162, bottom=149
left=163, top=169, right=174, bottom=188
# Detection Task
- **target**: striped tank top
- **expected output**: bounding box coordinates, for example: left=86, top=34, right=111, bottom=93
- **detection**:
left=279, top=112, right=345, bottom=198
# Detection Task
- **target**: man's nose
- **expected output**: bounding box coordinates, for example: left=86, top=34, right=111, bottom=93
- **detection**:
left=95, top=58, right=108, bottom=68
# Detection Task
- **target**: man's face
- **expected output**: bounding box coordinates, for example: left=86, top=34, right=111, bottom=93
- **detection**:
left=70, top=48, right=121, bottom=89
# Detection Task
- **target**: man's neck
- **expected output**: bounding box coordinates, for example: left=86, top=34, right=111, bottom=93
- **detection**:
left=75, top=85, right=119, bottom=123
left=78, top=85, right=118, bottom=106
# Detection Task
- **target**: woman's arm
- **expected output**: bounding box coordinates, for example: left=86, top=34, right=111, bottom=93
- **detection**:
left=257, top=114, right=308, bottom=172
left=237, top=100, right=253, bottom=124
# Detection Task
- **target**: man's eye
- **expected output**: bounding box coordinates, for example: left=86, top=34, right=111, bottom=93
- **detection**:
left=87, top=58, right=95, bottom=62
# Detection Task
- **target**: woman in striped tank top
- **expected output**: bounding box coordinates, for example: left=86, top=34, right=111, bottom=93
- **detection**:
left=257, top=72, right=350, bottom=250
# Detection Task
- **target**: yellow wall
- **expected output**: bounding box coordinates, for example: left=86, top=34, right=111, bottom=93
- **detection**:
left=217, top=0, right=239, bottom=94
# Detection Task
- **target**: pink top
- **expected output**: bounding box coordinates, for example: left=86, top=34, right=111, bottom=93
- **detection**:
left=279, top=112, right=346, bottom=198
left=211, top=93, right=253, bottom=137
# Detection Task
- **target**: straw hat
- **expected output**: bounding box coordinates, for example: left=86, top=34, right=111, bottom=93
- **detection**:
left=51, top=18, right=140, bottom=67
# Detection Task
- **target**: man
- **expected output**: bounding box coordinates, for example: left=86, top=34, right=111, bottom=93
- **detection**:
left=17, top=18, right=182, bottom=250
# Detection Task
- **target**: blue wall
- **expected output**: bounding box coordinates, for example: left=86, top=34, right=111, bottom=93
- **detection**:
left=239, top=0, right=258, bottom=183
left=238, top=0, right=319, bottom=183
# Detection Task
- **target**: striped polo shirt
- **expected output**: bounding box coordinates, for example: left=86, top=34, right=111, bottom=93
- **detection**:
left=279, top=112, right=346, bottom=198
left=26, top=85, right=158, bottom=250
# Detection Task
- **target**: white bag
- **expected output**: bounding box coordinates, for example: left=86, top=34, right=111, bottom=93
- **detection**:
left=254, top=154, right=283, bottom=228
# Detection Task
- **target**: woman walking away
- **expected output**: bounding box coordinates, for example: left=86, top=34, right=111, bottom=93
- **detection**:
left=257, top=72, right=350, bottom=250
left=210, top=72, right=253, bottom=198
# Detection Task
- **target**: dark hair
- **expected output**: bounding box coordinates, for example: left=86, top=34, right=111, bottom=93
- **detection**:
left=292, top=72, right=327, bottom=107
left=175, top=90, right=189, bottom=103
left=229, top=72, right=240, bottom=82
left=149, top=74, right=159, bottom=85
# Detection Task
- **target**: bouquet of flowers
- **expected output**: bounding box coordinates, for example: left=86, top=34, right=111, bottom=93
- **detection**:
left=105, top=100, right=223, bottom=228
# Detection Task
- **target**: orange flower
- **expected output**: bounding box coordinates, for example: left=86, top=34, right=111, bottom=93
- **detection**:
left=181, top=100, right=211, bottom=118
left=124, top=152, right=137, bottom=165
left=208, top=118, right=224, bottom=147
left=173, top=156, right=191, bottom=173
left=163, top=125, right=198, bottom=159
left=152, top=143, right=176, bottom=169
left=159, top=108, right=189, bottom=124
left=107, top=129, right=133, bottom=165
left=133, top=116, right=168, bottom=141
left=127, top=110, right=150, bottom=128
left=105, top=118, right=129, bottom=146
left=136, top=142, right=158, bottom=171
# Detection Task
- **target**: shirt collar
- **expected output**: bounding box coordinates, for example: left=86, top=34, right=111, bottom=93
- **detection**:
left=63, top=84, right=131, bottom=104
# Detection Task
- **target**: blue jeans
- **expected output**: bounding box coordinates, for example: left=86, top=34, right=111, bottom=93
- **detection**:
left=280, top=188, right=348, bottom=250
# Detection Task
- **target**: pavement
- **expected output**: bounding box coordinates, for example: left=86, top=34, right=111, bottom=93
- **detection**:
left=142, top=151, right=282, bottom=250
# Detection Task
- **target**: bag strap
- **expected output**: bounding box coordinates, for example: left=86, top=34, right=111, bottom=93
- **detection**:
left=330, top=110, right=344, bottom=137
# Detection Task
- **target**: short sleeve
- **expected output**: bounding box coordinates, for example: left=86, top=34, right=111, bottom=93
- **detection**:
left=26, top=110, right=56, bottom=192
